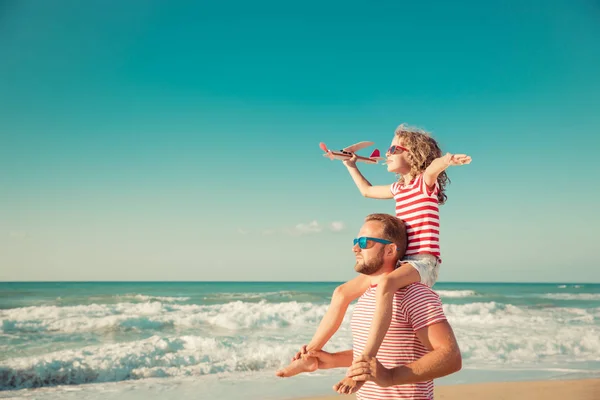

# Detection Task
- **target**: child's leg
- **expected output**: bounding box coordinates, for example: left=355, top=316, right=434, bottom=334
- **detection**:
left=276, top=274, right=370, bottom=378
left=362, top=263, right=420, bottom=357
left=334, top=263, right=420, bottom=394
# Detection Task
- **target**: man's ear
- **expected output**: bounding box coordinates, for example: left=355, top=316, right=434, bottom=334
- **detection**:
left=388, top=244, right=398, bottom=256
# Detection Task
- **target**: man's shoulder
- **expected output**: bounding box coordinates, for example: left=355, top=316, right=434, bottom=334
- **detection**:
left=394, top=283, right=441, bottom=304
left=394, top=284, right=446, bottom=330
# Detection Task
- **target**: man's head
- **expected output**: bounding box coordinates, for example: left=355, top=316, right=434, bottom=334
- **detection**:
left=353, top=214, right=407, bottom=275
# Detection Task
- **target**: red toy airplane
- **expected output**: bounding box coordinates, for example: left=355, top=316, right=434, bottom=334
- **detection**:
left=319, top=141, right=382, bottom=164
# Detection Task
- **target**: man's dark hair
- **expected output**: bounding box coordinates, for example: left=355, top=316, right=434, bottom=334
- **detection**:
left=364, top=213, right=407, bottom=260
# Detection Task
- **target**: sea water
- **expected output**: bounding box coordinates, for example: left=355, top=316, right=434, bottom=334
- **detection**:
left=1, top=282, right=599, bottom=399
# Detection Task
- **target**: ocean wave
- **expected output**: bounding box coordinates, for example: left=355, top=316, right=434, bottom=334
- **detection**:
left=540, top=293, right=600, bottom=301
left=445, top=301, right=600, bottom=366
left=0, top=335, right=302, bottom=389
left=444, top=301, right=599, bottom=325
left=3, top=298, right=598, bottom=337
left=0, top=301, right=330, bottom=334
left=87, top=294, right=191, bottom=303
left=121, top=294, right=191, bottom=303
left=202, top=291, right=297, bottom=300
left=435, top=290, right=478, bottom=298
left=2, top=314, right=599, bottom=391
left=454, top=322, right=600, bottom=365
left=2, top=298, right=600, bottom=390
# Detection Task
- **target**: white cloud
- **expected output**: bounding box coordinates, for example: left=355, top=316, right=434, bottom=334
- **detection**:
left=294, top=220, right=322, bottom=235
left=329, top=221, right=345, bottom=232
left=252, top=220, right=346, bottom=236
left=237, top=228, right=249, bottom=235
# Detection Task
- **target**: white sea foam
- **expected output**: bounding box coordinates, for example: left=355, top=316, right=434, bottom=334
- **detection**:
left=435, top=290, right=477, bottom=298
left=203, top=291, right=297, bottom=301
left=2, top=299, right=600, bottom=390
left=444, top=302, right=600, bottom=365
left=90, top=294, right=191, bottom=303
left=540, top=293, right=600, bottom=301
left=122, top=295, right=191, bottom=303
left=0, top=335, right=307, bottom=389
left=0, top=301, right=330, bottom=334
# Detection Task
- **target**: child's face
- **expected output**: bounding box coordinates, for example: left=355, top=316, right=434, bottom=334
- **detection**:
left=386, top=136, right=411, bottom=174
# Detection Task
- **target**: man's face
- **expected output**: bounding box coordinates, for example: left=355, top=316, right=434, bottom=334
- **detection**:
left=353, top=221, right=389, bottom=275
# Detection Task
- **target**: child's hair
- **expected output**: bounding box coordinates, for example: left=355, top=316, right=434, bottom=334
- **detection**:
left=394, top=123, right=449, bottom=205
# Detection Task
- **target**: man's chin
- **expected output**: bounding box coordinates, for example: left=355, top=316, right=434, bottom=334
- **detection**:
left=354, top=262, right=373, bottom=275
left=354, top=262, right=362, bottom=273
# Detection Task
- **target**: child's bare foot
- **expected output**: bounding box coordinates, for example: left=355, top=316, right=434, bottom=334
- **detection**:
left=333, top=376, right=364, bottom=394
left=275, top=356, right=318, bottom=378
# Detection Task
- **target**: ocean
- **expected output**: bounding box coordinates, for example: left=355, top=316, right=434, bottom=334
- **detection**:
left=1, top=281, right=599, bottom=399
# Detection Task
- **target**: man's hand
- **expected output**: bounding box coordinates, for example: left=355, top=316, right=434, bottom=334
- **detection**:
left=346, top=355, right=394, bottom=387
left=343, top=153, right=358, bottom=168
left=292, top=345, right=308, bottom=361
left=305, top=350, right=339, bottom=370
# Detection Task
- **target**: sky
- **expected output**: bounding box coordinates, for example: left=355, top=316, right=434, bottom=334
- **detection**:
left=1, top=0, right=599, bottom=282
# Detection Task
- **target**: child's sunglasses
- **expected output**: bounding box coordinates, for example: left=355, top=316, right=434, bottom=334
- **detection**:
left=353, top=236, right=393, bottom=249
left=387, top=145, right=409, bottom=155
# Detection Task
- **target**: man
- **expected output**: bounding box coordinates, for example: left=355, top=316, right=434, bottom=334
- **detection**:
left=307, top=213, right=461, bottom=399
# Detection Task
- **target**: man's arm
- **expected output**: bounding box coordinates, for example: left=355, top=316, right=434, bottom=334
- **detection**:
left=347, top=320, right=461, bottom=387
left=307, top=349, right=354, bottom=370
left=302, top=275, right=370, bottom=354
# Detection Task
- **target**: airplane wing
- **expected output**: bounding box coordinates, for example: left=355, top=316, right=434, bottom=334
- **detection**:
left=343, top=141, right=374, bottom=153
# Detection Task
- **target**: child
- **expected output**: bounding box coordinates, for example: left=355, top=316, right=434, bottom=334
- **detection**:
left=276, top=124, right=471, bottom=394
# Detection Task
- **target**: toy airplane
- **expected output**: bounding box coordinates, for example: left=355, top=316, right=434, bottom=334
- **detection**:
left=319, top=141, right=382, bottom=164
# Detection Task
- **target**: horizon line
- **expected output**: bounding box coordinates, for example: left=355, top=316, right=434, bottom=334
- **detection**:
left=0, top=280, right=598, bottom=284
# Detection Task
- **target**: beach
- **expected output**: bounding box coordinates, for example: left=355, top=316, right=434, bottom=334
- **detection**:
left=296, top=378, right=600, bottom=400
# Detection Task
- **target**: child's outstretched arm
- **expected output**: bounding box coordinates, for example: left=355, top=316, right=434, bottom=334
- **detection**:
left=295, top=274, right=371, bottom=358
left=344, top=155, right=394, bottom=199
left=424, top=153, right=471, bottom=189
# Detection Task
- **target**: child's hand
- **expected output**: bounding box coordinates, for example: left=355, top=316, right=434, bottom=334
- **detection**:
left=442, top=153, right=471, bottom=166
left=343, top=153, right=358, bottom=168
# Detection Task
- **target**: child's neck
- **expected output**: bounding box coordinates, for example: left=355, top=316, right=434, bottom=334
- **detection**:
left=402, top=173, right=414, bottom=186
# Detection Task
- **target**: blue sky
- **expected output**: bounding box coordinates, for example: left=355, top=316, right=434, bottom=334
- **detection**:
left=1, top=0, right=599, bottom=282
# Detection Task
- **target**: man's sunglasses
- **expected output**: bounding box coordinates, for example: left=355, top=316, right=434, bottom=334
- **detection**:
left=387, top=145, right=409, bottom=155
left=353, top=236, right=393, bottom=249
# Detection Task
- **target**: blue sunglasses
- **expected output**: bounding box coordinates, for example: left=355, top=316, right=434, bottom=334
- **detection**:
left=353, top=236, right=393, bottom=249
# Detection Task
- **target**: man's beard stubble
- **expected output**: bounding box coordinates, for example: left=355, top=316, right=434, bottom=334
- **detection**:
left=354, top=248, right=385, bottom=275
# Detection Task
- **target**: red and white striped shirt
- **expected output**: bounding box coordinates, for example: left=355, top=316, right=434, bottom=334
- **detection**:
left=390, top=174, right=441, bottom=261
left=351, top=283, right=447, bottom=400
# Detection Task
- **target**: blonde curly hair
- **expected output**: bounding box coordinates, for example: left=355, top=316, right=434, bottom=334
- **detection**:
left=394, top=123, right=449, bottom=205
